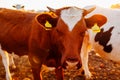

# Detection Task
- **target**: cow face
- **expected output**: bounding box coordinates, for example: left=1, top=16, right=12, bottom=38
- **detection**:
left=51, top=7, right=87, bottom=69
left=48, top=6, right=107, bottom=69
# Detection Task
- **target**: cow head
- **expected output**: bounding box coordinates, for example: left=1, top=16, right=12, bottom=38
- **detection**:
left=12, top=4, right=24, bottom=10
left=45, top=6, right=107, bottom=69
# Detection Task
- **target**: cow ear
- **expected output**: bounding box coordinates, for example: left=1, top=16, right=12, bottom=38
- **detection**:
left=21, top=6, right=24, bottom=8
left=47, top=6, right=61, bottom=16
left=85, top=14, right=107, bottom=28
left=12, top=5, right=15, bottom=8
left=36, top=12, right=58, bottom=30
left=83, top=6, right=96, bottom=16
left=47, top=6, right=70, bottom=16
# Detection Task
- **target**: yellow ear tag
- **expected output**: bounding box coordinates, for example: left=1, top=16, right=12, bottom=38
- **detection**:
left=45, top=20, right=52, bottom=29
left=92, top=23, right=101, bottom=33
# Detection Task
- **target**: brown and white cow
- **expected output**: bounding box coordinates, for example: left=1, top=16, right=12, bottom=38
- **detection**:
left=47, top=6, right=107, bottom=79
left=80, top=5, right=120, bottom=78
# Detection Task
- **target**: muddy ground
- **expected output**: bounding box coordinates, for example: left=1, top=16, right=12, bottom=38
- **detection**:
left=0, top=51, right=120, bottom=80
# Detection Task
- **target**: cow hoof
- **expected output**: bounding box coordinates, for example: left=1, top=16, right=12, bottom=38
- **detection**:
left=85, top=72, right=92, bottom=79
left=6, top=76, right=12, bottom=80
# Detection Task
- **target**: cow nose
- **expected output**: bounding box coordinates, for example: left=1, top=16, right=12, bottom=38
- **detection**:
left=66, top=57, right=79, bottom=69
left=66, top=57, right=78, bottom=63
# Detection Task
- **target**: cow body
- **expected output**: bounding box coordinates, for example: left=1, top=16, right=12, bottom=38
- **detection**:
left=0, top=8, right=36, bottom=80
left=0, top=8, right=36, bottom=55
left=0, top=8, right=58, bottom=80
left=86, top=6, right=120, bottom=62
left=82, top=6, right=120, bottom=78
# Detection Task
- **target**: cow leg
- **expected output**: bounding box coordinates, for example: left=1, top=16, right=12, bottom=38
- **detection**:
left=31, top=66, right=42, bottom=80
left=81, top=49, right=91, bottom=79
left=9, top=52, right=16, bottom=69
left=55, top=66, right=64, bottom=80
left=81, top=32, right=92, bottom=79
left=29, top=54, right=44, bottom=80
left=0, top=49, right=12, bottom=80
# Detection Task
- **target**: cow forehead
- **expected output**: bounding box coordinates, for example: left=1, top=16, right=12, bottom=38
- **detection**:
left=61, top=7, right=83, bottom=31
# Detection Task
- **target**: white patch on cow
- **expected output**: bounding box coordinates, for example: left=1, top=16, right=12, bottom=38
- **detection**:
left=0, top=44, right=12, bottom=80
left=61, top=7, right=83, bottom=31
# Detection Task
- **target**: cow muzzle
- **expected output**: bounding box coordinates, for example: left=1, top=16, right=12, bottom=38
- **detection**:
left=63, top=57, right=82, bottom=69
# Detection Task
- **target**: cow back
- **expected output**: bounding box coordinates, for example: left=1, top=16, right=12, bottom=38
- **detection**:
left=0, top=8, right=37, bottom=55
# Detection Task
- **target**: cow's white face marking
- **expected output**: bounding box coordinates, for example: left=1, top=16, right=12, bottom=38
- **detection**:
left=61, top=7, right=83, bottom=31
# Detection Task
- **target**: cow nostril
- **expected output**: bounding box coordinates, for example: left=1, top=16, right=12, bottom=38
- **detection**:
left=67, top=58, right=78, bottom=62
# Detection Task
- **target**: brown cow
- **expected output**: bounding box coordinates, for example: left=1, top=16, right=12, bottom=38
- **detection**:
left=0, top=8, right=58, bottom=80
left=0, top=8, right=38, bottom=57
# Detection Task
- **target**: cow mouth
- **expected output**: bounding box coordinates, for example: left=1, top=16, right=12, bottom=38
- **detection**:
left=62, top=60, right=82, bottom=69
left=66, top=61, right=78, bottom=69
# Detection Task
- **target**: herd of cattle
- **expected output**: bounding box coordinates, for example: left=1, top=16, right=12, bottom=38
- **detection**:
left=0, top=5, right=120, bottom=80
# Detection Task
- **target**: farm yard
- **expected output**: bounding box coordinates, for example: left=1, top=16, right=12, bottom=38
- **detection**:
left=0, top=51, right=120, bottom=80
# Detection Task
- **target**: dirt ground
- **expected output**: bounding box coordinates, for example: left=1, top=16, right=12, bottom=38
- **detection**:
left=0, top=51, right=120, bottom=80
